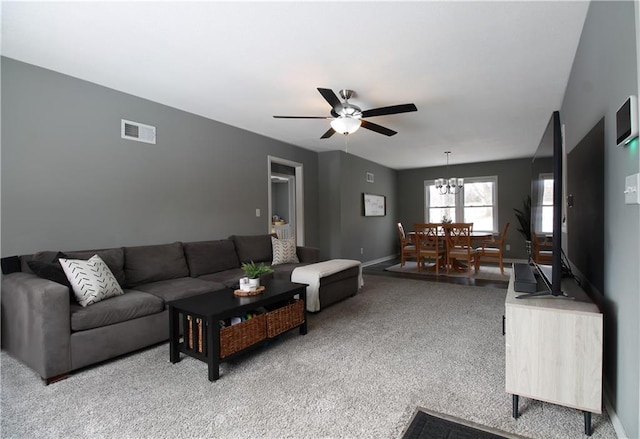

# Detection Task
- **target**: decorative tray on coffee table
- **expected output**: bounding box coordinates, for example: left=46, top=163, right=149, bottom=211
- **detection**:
left=233, top=286, right=266, bottom=297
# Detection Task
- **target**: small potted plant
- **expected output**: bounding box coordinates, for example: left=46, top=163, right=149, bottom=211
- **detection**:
left=241, top=261, right=274, bottom=289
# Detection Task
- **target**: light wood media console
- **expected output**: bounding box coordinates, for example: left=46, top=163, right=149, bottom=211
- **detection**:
left=505, top=267, right=603, bottom=435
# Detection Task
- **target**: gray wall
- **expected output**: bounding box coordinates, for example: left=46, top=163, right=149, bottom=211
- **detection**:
left=1, top=58, right=319, bottom=255
left=318, top=151, right=397, bottom=262
left=397, top=158, right=535, bottom=259
left=560, top=2, right=639, bottom=437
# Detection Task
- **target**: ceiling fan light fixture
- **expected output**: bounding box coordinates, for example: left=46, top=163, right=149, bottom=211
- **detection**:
left=331, top=116, right=361, bottom=135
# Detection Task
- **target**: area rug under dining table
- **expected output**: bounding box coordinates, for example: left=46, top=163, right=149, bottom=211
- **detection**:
left=385, top=261, right=511, bottom=281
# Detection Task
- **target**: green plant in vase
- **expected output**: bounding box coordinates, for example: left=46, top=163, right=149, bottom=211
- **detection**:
left=241, top=261, right=274, bottom=288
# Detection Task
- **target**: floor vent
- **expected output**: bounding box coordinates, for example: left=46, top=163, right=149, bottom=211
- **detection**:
left=121, top=119, right=156, bottom=144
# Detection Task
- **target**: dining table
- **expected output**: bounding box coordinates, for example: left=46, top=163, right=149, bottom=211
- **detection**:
left=411, top=223, right=494, bottom=273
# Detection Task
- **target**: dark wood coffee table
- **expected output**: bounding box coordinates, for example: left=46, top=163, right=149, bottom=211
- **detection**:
left=168, top=279, right=307, bottom=381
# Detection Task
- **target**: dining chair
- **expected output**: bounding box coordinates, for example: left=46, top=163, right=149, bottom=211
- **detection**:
left=397, top=222, right=416, bottom=267
left=475, top=222, right=510, bottom=274
left=532, top=232, right=553, bottom=264
left=413, top=223, right=446, bottom=274
left=445, top=223, right=479, bottom=277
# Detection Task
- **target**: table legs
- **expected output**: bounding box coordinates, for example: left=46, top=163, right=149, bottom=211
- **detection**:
left=512, top=394, right=593, bottom=436
left=169, top=306, right=180, bottom=364
left=207, top=318, right=220, bottom=382
left=170, top=289, right=306, bottom=382
left=584, top=411, right=592, bottom=436
left=300, top=290, right=308, bottom=335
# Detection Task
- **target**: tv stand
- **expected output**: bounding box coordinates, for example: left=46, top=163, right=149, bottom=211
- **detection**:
left=505, top=267, right=603, bottom=435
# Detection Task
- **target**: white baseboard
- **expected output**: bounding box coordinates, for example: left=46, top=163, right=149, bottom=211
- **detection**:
left=361, top=254, right=396, bottom=268
left=604, top=388, right=629, bottom=438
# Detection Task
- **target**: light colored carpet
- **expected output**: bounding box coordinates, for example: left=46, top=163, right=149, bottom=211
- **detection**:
left=385, top=261, right=511, bottom=281
left=1, top=275, right=616, bottom=439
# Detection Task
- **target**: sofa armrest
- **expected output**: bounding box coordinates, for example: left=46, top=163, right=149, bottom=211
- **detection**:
left=296, top=246, right=320, bottom=263
left=1, top=273, right=71, bottom=380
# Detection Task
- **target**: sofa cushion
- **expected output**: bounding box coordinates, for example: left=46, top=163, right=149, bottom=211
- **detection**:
left=183, top=240, right=240, bottom=277
left=70, top=290, right=164, bottom=331
left=64, top=248, right=125, bottom=286
left=134, top=277, right=225, bottom=303
left=198, top=268, right=247, bottom=289
left=230, top=234, right=273, bottom=263
left=59, top=255, right=124, bottom=307
left=271, top=237, right=300, bottom=265
left=124, top=242, right=189, bottom=288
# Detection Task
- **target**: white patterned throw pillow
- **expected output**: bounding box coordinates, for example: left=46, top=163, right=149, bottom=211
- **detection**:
left=271, top=237, right=300, bottom=265
left=59, top=254, right=124, bottom=307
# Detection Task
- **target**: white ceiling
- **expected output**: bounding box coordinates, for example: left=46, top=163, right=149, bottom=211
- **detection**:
left=1, top=1, right=589, bottom=170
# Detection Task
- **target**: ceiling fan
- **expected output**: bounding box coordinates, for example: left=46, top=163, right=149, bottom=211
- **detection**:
left=273, top=88, right=417, bottom=138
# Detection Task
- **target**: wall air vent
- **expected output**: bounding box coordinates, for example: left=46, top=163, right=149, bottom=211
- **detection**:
left=121, top=119, right=156, bottom=144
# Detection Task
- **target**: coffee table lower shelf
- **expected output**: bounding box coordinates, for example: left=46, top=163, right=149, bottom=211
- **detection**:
left=168, top=281, right=307, bottom=381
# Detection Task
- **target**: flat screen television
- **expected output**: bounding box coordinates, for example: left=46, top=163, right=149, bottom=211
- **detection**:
left=527, top=110, right=565, bottom=297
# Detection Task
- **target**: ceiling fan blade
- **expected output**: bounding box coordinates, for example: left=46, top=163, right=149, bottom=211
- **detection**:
left=361, top=120, right=397, bottom=136
left=320, top=127, right=336, bottom=139
left=317, top=88, right=342, bottom=110
left=273, top=116, right=330, bottom=119
left=361, top=103, right=417, bottom=118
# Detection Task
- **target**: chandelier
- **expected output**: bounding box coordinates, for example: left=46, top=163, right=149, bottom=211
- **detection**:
left=435, top=151, right=464, bottom=195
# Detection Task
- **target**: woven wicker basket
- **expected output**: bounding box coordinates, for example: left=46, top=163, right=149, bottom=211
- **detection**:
left=266, top=300, right=305, bottom=338
left=219, top=313, right=267, bottom=359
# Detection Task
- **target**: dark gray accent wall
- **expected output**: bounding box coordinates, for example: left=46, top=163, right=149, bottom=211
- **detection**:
left=1, top=58, right=319, bottom=255
left=560, top=2, right=639, bottom=437
left=318, top=151, right=397, bottom=262
left=398, top=158, right=536, bottom=259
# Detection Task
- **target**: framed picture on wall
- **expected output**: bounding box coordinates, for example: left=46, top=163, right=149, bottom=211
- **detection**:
left=363, top=193, right=386, bottom=217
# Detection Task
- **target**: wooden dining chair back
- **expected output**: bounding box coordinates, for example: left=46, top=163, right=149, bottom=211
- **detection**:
left=532, top=232, right=553, bottom=265
left=446, top=223, right=478, bottom=277
left=476, top=222, right=510, bottom=274
left=413, top=223, right=446, bottom=274
left=397, top=222, right=416, bottom=267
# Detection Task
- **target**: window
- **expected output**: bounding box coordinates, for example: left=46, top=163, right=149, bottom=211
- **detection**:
left=426, top=185, right=457, bottom=223
left=424, top=176, right=498, bottom=233
left=539, top=173, right=554, bottom=234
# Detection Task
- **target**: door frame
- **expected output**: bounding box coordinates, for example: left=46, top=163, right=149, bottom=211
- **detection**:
left=271, top=172, right=296, bottom=239
left=267, top=156, right=305, bottom=245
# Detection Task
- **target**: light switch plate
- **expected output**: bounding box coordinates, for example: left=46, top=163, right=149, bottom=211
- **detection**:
left=624, top=173, right=640, bottom=204
left=255, top=208, right=261, bottom=217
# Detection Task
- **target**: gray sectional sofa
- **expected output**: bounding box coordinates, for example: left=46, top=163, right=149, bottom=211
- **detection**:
left=1, top=234, right=319, bottom=383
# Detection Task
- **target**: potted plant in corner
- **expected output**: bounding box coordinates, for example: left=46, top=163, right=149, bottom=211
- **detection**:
left=513, top=195, right=532, bottom=258
left=240, top=261, right=274, bottom=290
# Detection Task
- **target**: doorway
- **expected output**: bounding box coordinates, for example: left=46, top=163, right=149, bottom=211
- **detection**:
left=267, top=156, right=304, bottom=245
